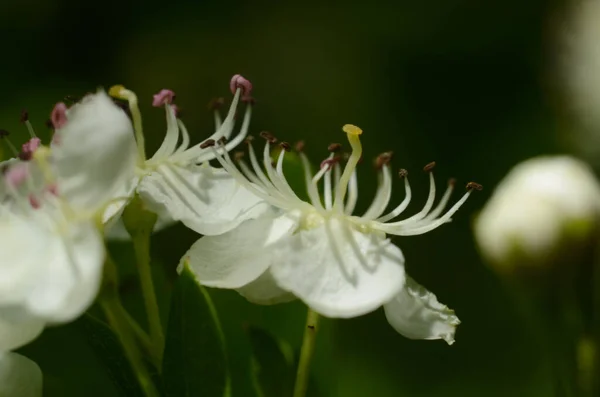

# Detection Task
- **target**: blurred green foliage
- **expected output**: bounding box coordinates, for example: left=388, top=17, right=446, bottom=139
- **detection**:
left=2, top=0, right=583, bottom=395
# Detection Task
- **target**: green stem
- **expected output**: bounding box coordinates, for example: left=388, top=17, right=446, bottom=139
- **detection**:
left=592, top=243, right=600, bottom=397
left=293, top=308, right=320, bottom=397
left=101, top=296, right=160, bottom=397
left=132, top=231, right=165, bottom=367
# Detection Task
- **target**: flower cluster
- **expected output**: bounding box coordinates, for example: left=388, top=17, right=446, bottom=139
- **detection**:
left=0, top=75, right=478, bottom=393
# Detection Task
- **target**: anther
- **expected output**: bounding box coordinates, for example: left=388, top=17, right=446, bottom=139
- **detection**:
left=448, top=178, right=457, bottom=187
left=234, top=151, right=245, bottom=162
left=375, top=151, right=394, bottom=169
left=19, top=138, right=41, bottom=161
left=229, top=74, right=253, bottom=100
left=466, top=182, right=483, bottom=191
left=321, top=157, right=341, bottom=170
left=0, top=129, right=9, bottom=138
left=295, top=140, right=305, bottom=152
left=152, top=89, right=176, bottom=107
left=199, top=139, right=216, bottom=149
left=280, top=142, right=291, bottom=152
left=423, top=161, right=436, bottom=172
left=208, top=97, right=225, bottom=110
left=242, top=96, right=256, bottom=105
left=398, top=168, right=408, bottom=178
left=244, top=135, right=255, bottom=145
left=217, top=136, right=228, bottom=145
left=259, top=131, right=278, bottom=144
left=51, top=103, right=68, bottom=129
left=328, top=143, right=342, bottom=152
left=20, top=110, right=29, bottom=123
left=63, top=95, right=81, bottom=104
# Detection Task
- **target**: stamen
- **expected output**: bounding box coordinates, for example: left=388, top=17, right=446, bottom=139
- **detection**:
left=333, top=124, right=363, bottom=212
left=233, top=151, right=245, bottom=162
left=373, top=181, right=481, bottom=236
left=395, top=162, right=438, bottom=224
left=344, top=168, right=358, bottom=214
left=20, top=110, right=37, bottom=138
left=19, top=138, right=41, bottom=161
left=51, top=103, right=68, bottom=129
left=299, top=150, right=325, bottom=211
left=280, top=142, right=291, bottom=152
left=208, top=97, right=225, bottom=130
left=376, top=169, right=411, bottom=222
left=374, top=151, right=393, bottom=169
left=422, top=178, right=456, bottom=221
left=149, top=98, right=180, bottom=161
left=466, top=182, right=483, bottom=191
left=328, top=143, right=342, bottom=153
left=362, top=162, right=393, bottom=220
left=152, top=89, right=176, bottom=107
left=0, top=129, right=18, bottom=157
left=230, top=74, right=253, bottom=101
left=423, top=161, right=436, bottom=172
left=109, top=85, right=146, bottom=163
left=199, top=139, right=216, bottom=149
left=259, top=131, right=278, bottom=144
left=173, top=119, right=191, bottom=154
left=295, top=140, right=305, bottom=152
left=262, top=141, right=303, bottom=204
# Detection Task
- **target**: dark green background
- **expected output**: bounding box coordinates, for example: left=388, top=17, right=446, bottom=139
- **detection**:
left=0, top=0, right=582, bottom=395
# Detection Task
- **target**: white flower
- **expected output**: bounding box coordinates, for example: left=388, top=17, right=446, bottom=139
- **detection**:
left=474, top=156, right=600, bottom=269
left=180, top=125, right=479, bottom=344
left=104, top=75, right=270, bottom=237
left=0, top=91, right=136, bottom=344
left=563, top=0, right=600, bottom=162
left=0, top=352, right=42, bottom=397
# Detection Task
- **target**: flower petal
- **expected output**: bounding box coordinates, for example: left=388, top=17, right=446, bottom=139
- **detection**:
left=270, top=218, right=405, bottom=318
left=0, top=352, right=43, bottom=397
left=0, top=307, right=44, bottom=351
left=0, top=210, right=50, bottom=304
left=138, top=164, right=271, bottom=235
left=181, top=214, right=297, bottom=289
left=383, top=276, right=460, bottom=345
left=51, top=91, right=137, bottom=215
left=236, top=269, right=296, bottom=305
left=24, top=219, right=105, bottom=323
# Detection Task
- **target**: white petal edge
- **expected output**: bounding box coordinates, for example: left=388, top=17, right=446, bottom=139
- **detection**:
left=270, top=218, right=406, bottom=318
left=138, top=165, right=271, bottom=236
left=180, top=214, right=297, bottom=289
left=0, top=352, right=43, bottom=397
left=0, top=307, right=44, bottom=351
left=383, top=276, right=460, bottom=345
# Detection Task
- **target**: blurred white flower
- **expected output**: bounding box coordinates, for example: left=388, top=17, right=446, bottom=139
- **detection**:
left=563, top=0, right=600, bottom=161
left=0, top=352, right=42, bottom=397
left=105, top=75, right=270, bottom=238
left=180, top=125, right=479, bottom=344
left=0, top=91, right=136, bottom=343
left=474, top=156, right=600, bottom=270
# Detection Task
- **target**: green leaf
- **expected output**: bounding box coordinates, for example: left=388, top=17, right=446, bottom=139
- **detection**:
left=247, top=326, right=295, bottom=397
left=162, top=265, right=230, bottom=397
left=77, top=314, right=146, bottom=397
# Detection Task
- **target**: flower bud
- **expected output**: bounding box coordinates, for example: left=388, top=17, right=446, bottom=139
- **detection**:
left=474, top=156, right=600, bottom=272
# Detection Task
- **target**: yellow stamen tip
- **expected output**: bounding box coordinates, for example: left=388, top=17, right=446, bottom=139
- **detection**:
left=343, top=124, right=363, bottom=136
left=108, top=85, right=127, bottom=99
